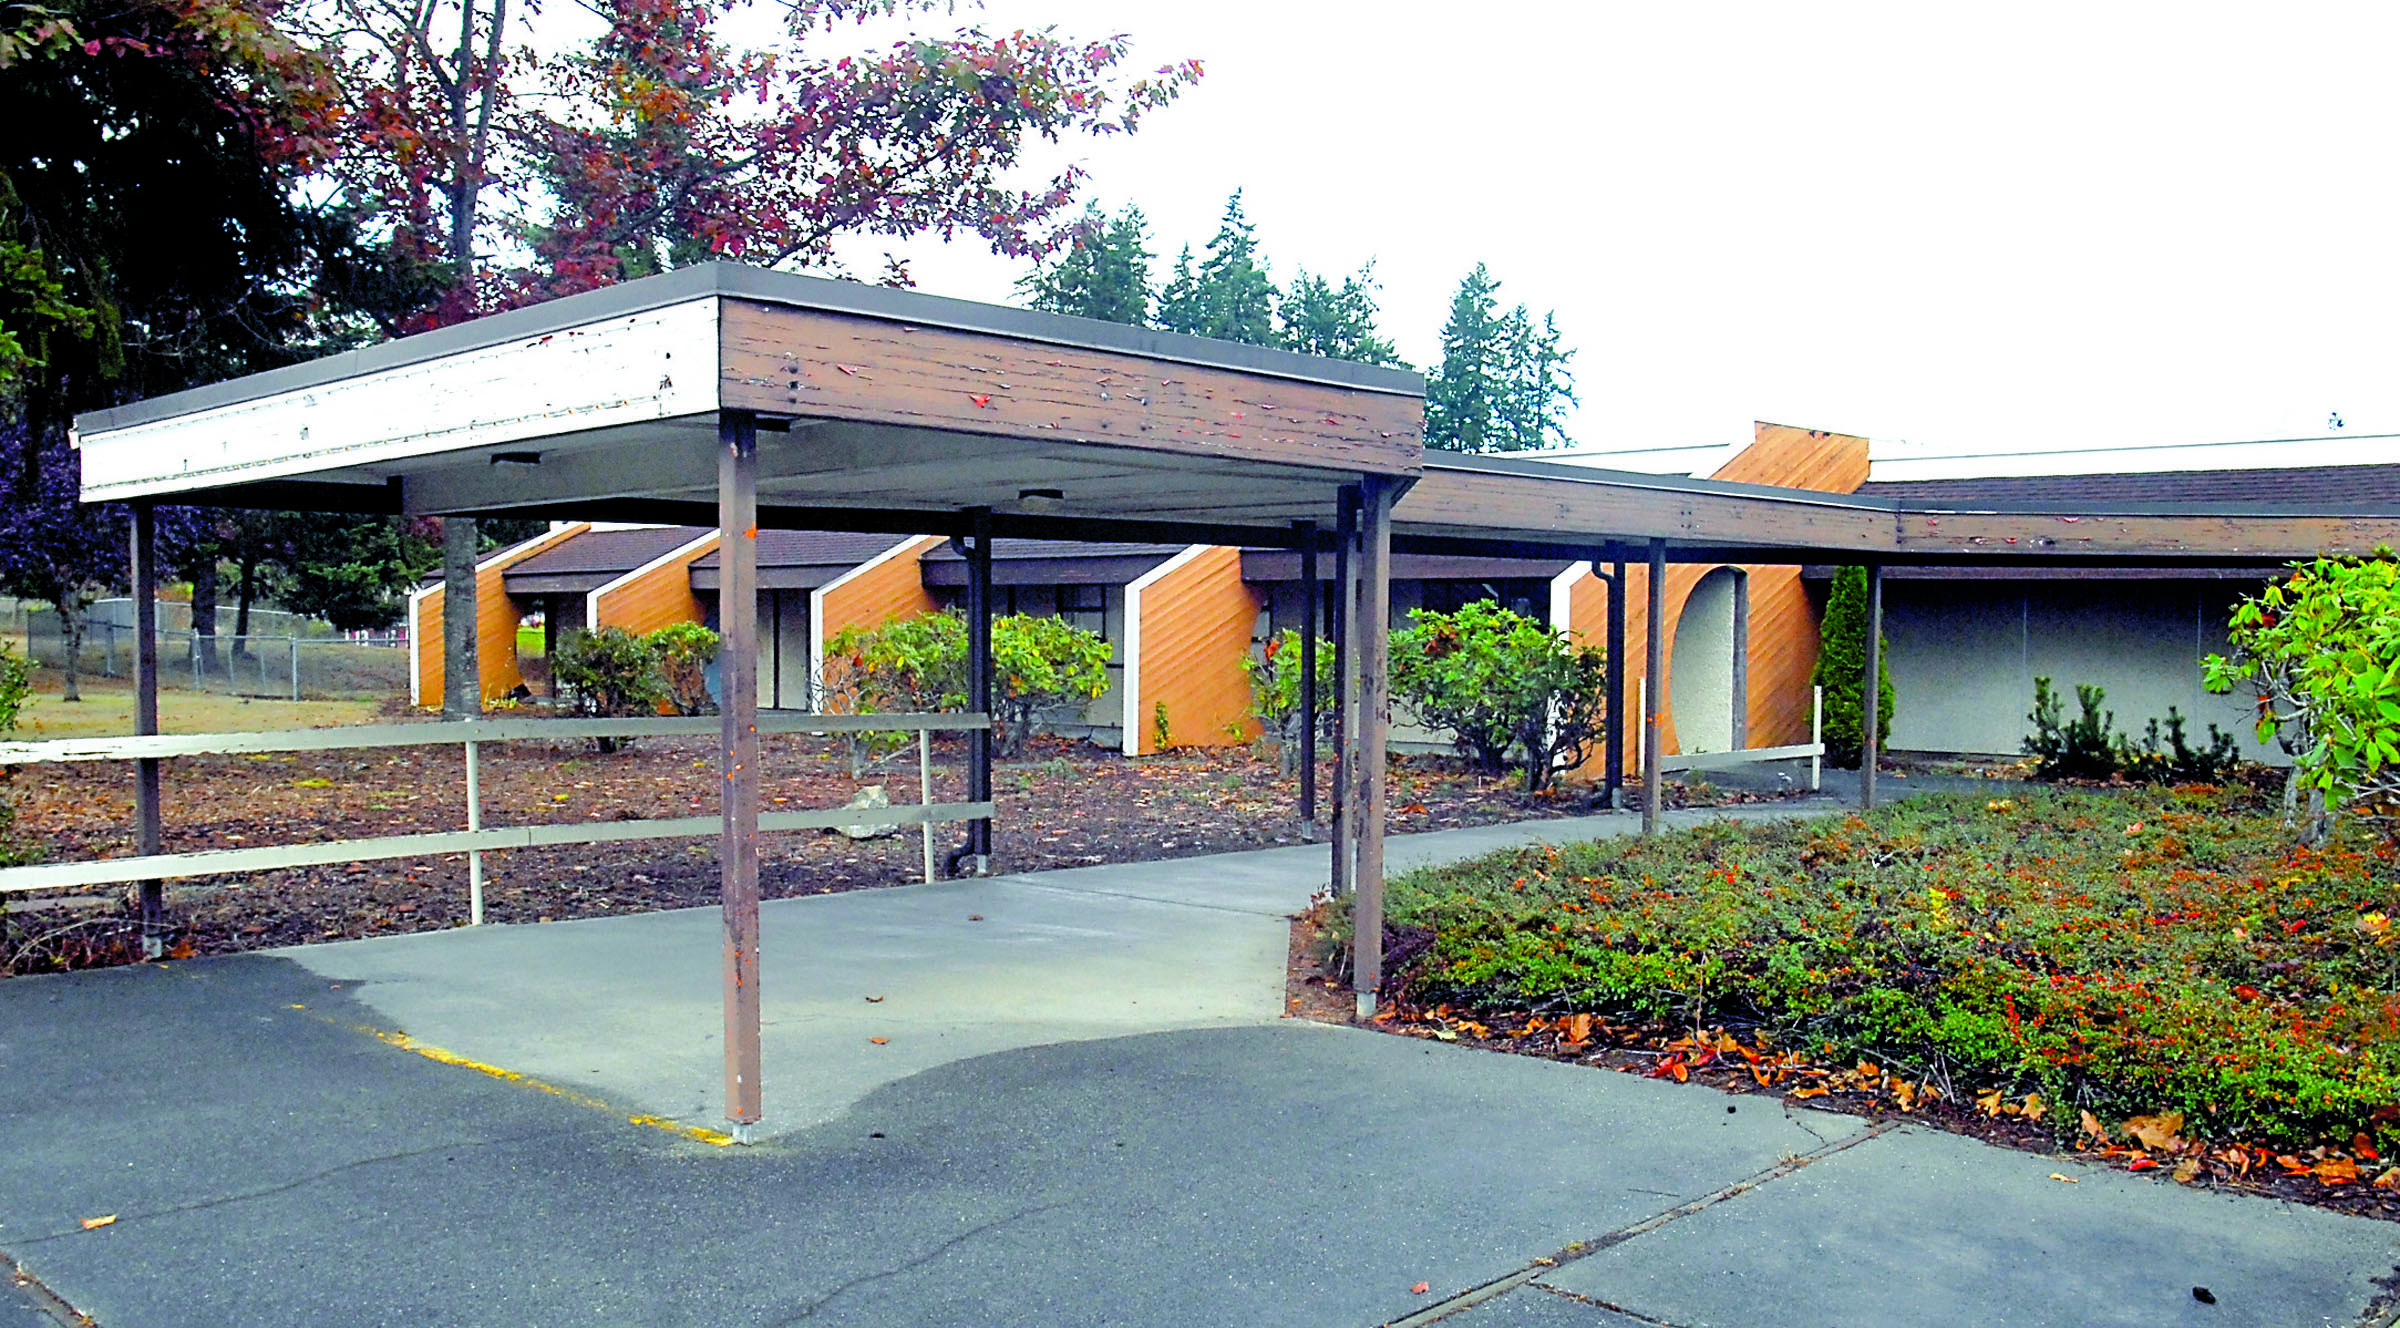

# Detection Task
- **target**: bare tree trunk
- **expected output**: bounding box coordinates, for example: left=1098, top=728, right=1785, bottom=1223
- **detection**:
left=190, top=559, right=220, bottom=674
left=231, top=552, right=257, bottom=659
left=442, top=516, right=480, bottom=719
left=55, top=601, right=81, bottom=702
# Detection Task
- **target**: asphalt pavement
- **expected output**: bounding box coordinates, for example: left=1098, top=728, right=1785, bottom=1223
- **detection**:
left=1, top=802, right=2392, bottom=1327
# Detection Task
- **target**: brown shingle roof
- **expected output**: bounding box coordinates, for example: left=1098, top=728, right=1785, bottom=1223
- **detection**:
left=504, top=526, right=709, bottom=579
left=1861, top=464, right=2400, bottom=508
left=691, top=530, right=924, bottom=570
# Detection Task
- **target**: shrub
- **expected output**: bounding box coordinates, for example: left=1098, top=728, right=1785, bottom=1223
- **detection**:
left=1377, top=785, right=2400, bottom=1152
left=824, top=609, right=1111, bottom=758
left=2206, top=552, right=2400, bottom=839
left=1242, top=629, right=1334, bottom=773
left=1390, top=600, right=1605, bottom=791
left=0, top=644, right=33, bottom=867
left=1808, top=566, right=1894, bottom=768
left=2024, top=677, right=2240, bottom=784
left=551, top=626, right=667, bottom=751
left=647, top=622, right=722, bottom=717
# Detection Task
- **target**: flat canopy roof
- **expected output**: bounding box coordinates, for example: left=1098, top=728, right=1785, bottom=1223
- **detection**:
left=72, top=261, right=2400, bottom=567
left=74, top=263, right=1424, bottom=538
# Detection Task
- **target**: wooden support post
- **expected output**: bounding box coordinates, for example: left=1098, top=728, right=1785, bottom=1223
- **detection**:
left=1861, top=561, right=1883, bottom=811
left=718, top=411, right=763, bottom=1135
left=1603, top=543, right=1626, bottom=810
left=965, top=507, right=993, bottom=873
left=130, top=501, right=162, bottom=957
left=1329, top=487, right=1359, bottom=899
left=442, top=515, right=480, bottom=719
left=1352, top=476, right=1395, bottom=1020
left=1642, top=538, right=1666, bottom=837
left=1296, top=519, right=1318, bottom=842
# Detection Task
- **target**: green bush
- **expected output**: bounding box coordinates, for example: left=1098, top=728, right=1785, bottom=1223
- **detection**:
left=824, top=609, right=1111, bottom=758
left=1390, top=600, right=1605, bottom=791
left=2206, top=552, right=2400, bottom=837
left=1242, top=629, right=1334, bottom=773
left=0, top=643, right=33, bottom=867
left=2025, top=676, right=2241, bottom=784
left=647, top=622, right=722, bottom=717
left=1809, top=566, right=1893, bottom=769
left=551, top=626, right=667, bottom=751
left=1375, top=785, right=2400, bottom=1151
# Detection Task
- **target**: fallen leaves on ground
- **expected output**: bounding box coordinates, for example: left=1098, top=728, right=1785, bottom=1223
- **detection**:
left=78, top=1215, right=115, bottom=1229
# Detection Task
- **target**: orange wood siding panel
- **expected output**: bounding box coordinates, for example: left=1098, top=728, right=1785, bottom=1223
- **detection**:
left=591, top=535, right=717, bottom=637
left=413, top=523, right=588, bottom=711
left=1130, top=545, right=1263, bottom=755
left=817, top=536, right=941, bottom=644
left=1558, top=425, right=1870, bottom=776
left=1713, top=424, right=1868, bottom=754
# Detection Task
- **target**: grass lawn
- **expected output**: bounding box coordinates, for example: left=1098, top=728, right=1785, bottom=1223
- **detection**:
left=9, top=669, right=387, bottom=739
left=1380, top=783, right=2400, bottom=1156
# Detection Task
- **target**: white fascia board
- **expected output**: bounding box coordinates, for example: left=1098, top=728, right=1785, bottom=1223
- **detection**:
left=77, top=297, right=722, bottom=502
left=807, top=535, right=939, bottom=709
left=1118, top=545, right=1211, bottom=757
left=586, top=530, right=719, bottom=628
left=1869, top=430, right=2400, bottom=483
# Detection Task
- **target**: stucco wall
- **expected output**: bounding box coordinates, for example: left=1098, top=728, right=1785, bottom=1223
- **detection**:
left=1882, top=579, right=2281, bottom=762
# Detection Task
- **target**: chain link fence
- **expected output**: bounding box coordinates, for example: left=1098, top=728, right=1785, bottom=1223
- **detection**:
left=6, top=600, right=408, bottom=700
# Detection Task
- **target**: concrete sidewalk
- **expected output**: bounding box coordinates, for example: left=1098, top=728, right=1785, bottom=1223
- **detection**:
left=2, top=804, right=2394, bottom=1327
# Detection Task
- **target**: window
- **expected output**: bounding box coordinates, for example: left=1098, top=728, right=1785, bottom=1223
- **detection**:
left=1059, top=584, right=1107, bottom=640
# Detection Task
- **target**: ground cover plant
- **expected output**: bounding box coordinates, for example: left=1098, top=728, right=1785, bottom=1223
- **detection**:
left=1367, top=785, right=2400, bottom=1171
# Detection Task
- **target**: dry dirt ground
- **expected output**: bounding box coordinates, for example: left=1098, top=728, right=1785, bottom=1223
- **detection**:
left=3, top=727, right=1632, bottom=970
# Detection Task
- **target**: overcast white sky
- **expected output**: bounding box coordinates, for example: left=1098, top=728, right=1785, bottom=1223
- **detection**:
left=796, top=2, right=2400, bottom=454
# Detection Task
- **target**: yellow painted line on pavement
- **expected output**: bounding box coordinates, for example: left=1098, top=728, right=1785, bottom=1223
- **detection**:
left=329, top=1016, right=737, bottom=1147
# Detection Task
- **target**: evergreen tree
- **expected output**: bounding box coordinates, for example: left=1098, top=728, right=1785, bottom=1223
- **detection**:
left=1809, top=566, right=1896, bottom=769
left=1015, top=201, right=1154, bottom=326
left=1279, top=262, right=1404, bottom=367
left=1425, top=264, right=1577, bottom=452
left=1153, top=190, right=1278, bottom=346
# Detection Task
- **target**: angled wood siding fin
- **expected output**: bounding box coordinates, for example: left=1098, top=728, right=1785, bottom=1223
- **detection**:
left=588, top=531, right=719, bottom=638
left=811, top=535, right=942, bottom=709
left=1122, top=545, right=1260, bottom=757
left=412, top=522, right=591, bottom=710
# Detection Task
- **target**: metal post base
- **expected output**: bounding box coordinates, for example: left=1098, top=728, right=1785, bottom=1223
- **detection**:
left=725, top=1121, right=758, bottom=1146
left=1356, top=991, right=1377, bottom=1020
left=1297, top=821, right=1317, bottom=844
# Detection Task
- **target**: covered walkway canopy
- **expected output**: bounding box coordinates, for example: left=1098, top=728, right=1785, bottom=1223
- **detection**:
left=73, top=262, right=2400, bottom=1134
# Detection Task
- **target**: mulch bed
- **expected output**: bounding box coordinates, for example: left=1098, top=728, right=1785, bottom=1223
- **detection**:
left=1284, top=909, right=2400, bottom=1227
left=3, top=731, right=1644, bottom=971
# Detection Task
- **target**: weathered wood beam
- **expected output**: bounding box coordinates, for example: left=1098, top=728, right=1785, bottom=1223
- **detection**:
left=718, top=409, right=763, bottom=1135
left=1861, top=562, right=1883, bottom=811
left=1352, top=476, right=1396, bottom=1019
left=130, top=501, right=162, bottom=955
left=1643, top=539, right=1666, bottom=837
left=719, top=301, right=1423, bottom=478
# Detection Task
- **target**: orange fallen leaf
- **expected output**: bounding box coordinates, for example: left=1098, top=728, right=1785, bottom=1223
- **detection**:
left=2048, top=1173, right=2079, bottom=1184
left=1671, top=1061, right=1689, bottom=1083
left=2123, top=1112, right=2185, bottom=1152
left=868, top=1036, right=889, bottom=1045
left=2172, top=1158, right=2202, bottom=1184
left=2022, top=1093, right=2047, bottom=1123
left=2079, top=1110, right=2109, bottom=1144
left=1792, top=1086, right=1829, bottom=1099
left=2314, top=1157, right=2361, bottom=1185
left=1410, top=1282, right=1430, bottom=1295
left=1566, top=1013, right=1593, bottom=1044
left=79, top=1215, right=116, bottom=1229
left=2373, top=1168, right=2400, bottom=1190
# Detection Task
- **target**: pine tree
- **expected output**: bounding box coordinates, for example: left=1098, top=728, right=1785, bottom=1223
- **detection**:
left=1153, top=190, right=1278, bottom=346
left=1425, top=265, right=1506, bottom=451
left=1809, top=566, right=1896, bottom=769
left=1279, top=262, right=1404, bottom=367
left=1425, top=264, right=1577, bottom=452
left=1015, top=201, right=1154, bottom=326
